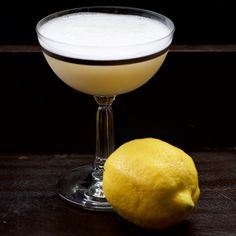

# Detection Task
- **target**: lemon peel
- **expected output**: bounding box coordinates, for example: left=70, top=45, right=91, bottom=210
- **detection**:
left=103, top=138, right=200, bottom=229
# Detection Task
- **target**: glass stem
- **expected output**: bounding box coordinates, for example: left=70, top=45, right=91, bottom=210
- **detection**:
left=93, top=96, right=116, bottom=181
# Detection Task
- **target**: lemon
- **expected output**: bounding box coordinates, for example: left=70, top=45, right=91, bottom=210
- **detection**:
left=103, top=138, right=200, bottom=229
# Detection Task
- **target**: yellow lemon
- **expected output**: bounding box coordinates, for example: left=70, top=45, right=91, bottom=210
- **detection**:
left=103, top=138, right=200, bottom=230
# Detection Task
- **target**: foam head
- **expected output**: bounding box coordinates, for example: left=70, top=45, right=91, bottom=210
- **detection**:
left=37, top=10, right=174, bottom=60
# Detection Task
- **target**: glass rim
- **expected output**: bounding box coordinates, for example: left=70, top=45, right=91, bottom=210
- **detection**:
left=36, top=6, right=175, bottom=50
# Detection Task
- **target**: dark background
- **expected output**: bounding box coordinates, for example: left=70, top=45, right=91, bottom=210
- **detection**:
left=0, top=1, right=235, bottom=153
left=1, top=0, right=235, bottom=45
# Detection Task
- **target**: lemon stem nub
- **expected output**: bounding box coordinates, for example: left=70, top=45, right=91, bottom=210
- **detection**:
left=175, top=191, right=195, bottom=209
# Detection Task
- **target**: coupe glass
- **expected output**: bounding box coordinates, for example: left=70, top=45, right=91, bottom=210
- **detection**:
left=36, top=6, right=174, bottom=211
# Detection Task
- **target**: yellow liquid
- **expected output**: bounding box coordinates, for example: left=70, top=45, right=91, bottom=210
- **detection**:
left=44, top=52, right=167, bottom=96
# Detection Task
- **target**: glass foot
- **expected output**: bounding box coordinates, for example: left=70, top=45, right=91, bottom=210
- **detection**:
left=57, top=164, right=112, bottom=211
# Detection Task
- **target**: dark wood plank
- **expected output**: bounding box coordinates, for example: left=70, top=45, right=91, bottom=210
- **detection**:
left=0, top=48, right=235, bottom=152
left=0, top=151, right=236, bottom=235
left=1, top=44, right=236, bottom=53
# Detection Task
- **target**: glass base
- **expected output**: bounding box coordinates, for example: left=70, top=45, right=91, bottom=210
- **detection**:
left=57, top=164, right=113, bottom=211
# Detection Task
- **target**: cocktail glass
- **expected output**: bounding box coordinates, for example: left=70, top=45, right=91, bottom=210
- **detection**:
left=36, top=6, right=175, bottom=211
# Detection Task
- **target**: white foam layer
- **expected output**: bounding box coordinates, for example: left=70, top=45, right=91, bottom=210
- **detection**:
left=38, top=12, right=172, bottom=60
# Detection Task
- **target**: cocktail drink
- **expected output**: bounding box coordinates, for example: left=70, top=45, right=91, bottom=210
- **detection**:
left=36, top=6, right=174, bottom=211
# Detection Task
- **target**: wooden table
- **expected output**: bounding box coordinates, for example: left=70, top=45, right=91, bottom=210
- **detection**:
left=0, top=151, right=236, bottom=235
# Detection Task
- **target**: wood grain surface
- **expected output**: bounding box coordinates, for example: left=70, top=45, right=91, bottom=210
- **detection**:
left=0, top=151, right=236, bottom=236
